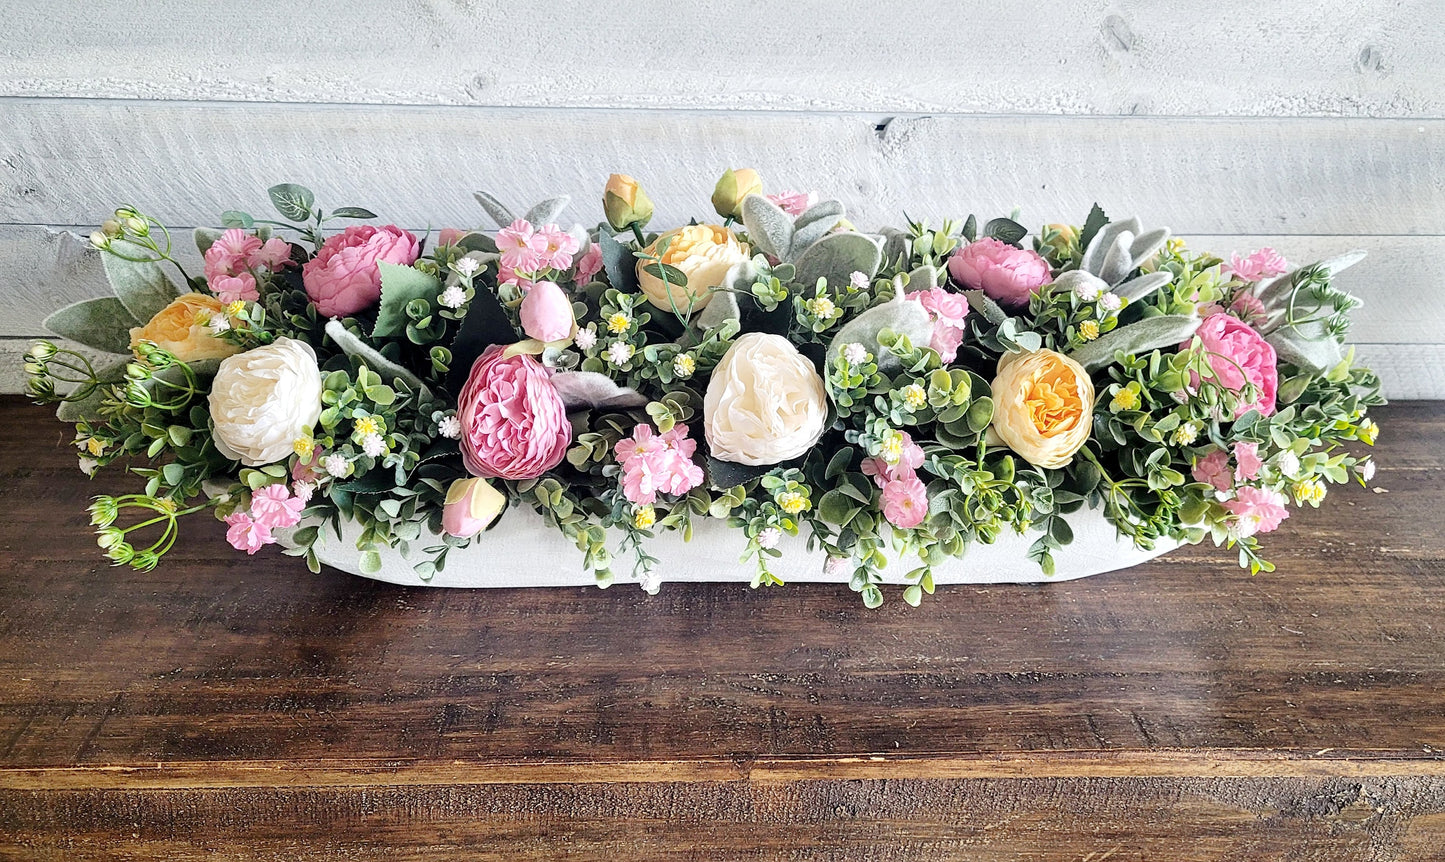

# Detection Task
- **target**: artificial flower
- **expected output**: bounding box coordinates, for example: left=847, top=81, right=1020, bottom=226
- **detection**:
left=1187, top=313, right=1278, bottom=418
left=636, top=224, right=749, bottom=313
left=603, top=173, right=653, bottom=231
left=766, top=190, right=817, bottom=216
left=249, top=484, right=305, bottom=530
left=441, top=477, right=507, bottom=538
left=224, top=512, right=274, bottom=555
left=947, top=238, right=1053, bottom=307
left=1192, top=449, right=1232, bottom=492
left=456, top=345, right=571, bottom=480
left=881, top=474, right=929, bottom=529
left=209, top=338, right=324, bottom=466
left=905, top=288, right=970, bottom=362
left=302, top=225, right=419, bottom=317
left=518, top=280, right=576, bottom=343
left=129, top=294, right=241, bottom=362
left=1223, top=487, right=1290, bottom=538
left=703, top=333, right=827, bottom=466
left=1223, top=248, right=1288, bottom=282
left=989, top=349, right=1094, bottom=469
left=614, top=423, right=704, bottom=505
left=711, top=168, right=763, bottom=219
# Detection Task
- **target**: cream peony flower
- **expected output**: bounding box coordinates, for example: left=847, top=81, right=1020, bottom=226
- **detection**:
left=704, top=333, right=827, bottom=466
left=209, top=337, right=324, bottom=466
left=129, top=293, right=241, bottom=362
left=637, top=224, right=749, bottom=313
left=989, top=348, right=1095, bottom=469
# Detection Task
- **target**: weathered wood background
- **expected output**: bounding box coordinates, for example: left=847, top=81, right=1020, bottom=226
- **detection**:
left=0, top=1, right=1441, bottom=396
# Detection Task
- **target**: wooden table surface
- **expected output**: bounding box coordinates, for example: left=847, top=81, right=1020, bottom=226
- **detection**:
left=1, top=397, right=1442, bottom=860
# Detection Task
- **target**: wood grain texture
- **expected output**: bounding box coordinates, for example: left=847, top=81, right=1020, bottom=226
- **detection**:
left=3, top=100, right=1442, bottom=235
left=0, top=398, right=1440, bottom=857
left=0, top=1, right=1440, bottom=117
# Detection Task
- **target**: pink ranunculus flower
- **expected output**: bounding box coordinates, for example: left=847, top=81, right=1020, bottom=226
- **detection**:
left=224, top=512, right=274, bottom=554
left=905, top=288, right=970, bottom=362
left=456, top=345, right=571, bottom=481
left=302, top=225, right=420, bottom=318
left=249, top=484, right=305, bottom=529
left=1222, top=486, right=1290, bottom=538
left=1186, top=313, right=1279, bottom=419
left=1192, top=448, right=1233, bottom=492
left=1233, top=442, right=1263, bottom=482
left=573, top=243, right=603, bottom=285
left=614, top=423, right=704, bottom=505
left=1223, top=248, right=1288, bottom=283
left=947, top=238, right=1053, bottom=308
left=881, top=474, right=929, bottom=529
left=441, top=477, right=506, bottom=538
left=213, top=272, right=259, bottom=303
left=536, top=224, right=580, bottom=271
left=519, top=281, right=576, bottom=343
left=766, top=190, right=817, bottom=216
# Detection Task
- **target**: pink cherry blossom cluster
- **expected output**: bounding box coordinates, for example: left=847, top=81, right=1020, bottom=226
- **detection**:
left=1191, top=441, right=1263, bottom=492
left=204, top=228, right=292, bottom=303
left=495, top=219, right=580, bottom=281
left=1191, top=442, right=1287, bottom=538
left=614, top=422, right=704, bottom=506
left=862, top=430, right=929, bottom=529
left=906, top=288, right=970, bottom=362
left=1222, top=247, right=1288, bottom=283
left=223, top=483, right=308, bottom=554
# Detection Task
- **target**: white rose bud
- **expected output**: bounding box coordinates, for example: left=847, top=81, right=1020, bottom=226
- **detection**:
left=703, top=332, right=827, bottom=466
left=209, top=337, right=324, bottom=466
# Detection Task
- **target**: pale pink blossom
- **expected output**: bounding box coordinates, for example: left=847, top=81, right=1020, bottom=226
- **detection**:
left=614, top=423, right=704, bottom=505
left=573, top=243, right=604, bottom=285
left=248, top=237, right=293, bottom=271
left=519, top=281, right=576, bottom=343
left=224, top=512, right=274, bottom=554
left=495, top=219, right=545, bottom=274
left=212, top=272, right=259, bottom=303
left=1222, top=487, right=1290, bottom=538
left=905, top=288, right=970, bottom=362
left=756, top=527, right=782, bottom=549
left=1192, top=449, right=1233, bottom=492
left=438, top=227, right=466, bottom=247
left=1186, top=313, right=1279, bottom=419
left=456, top=346, right=571, bottom=480
left=948, top=238, right=1053, bottom=308
left=1223, top=248, right=1288, bottom=283
left=1233, top=442, right=1263, bottom=482
left=249, top=484, right=305, bottom=529
left=881, top=474, right=929, bottom=529
left=536, top=224, right=580, bottom=271
left=861, top=431, right=925, bottom=488
left=766, top=190, right=817, bottom=216
left=204, top=229, right=263, bottom=283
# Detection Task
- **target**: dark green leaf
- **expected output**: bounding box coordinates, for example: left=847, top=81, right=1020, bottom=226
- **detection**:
left=984, top=217, right=1028, bottom=246
left=268, top=183, right=315, bottom=222
left=598, top=230, right=639, bottom=293
left=1080, top=203, right=1109, bottom=252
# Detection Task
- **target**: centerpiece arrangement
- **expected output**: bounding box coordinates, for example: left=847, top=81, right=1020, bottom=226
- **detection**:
left=26, top=172, right=1382, bottom=605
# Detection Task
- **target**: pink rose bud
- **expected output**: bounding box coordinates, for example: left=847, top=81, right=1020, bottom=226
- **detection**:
left=947, top=237, right=1053, bottom=308
left=441, top=477, right=506, bottom=538
left=302, top=225, right=420, bottom=318
left=518, top=280, right=576, bottom=343
left=438, top=227, right=466, bottom=247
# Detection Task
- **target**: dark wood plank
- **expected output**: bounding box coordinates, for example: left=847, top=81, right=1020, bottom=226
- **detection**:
left=1, top=397, right=1442, bottom=858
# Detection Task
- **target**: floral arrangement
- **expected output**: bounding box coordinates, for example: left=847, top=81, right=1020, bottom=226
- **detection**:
left=26, top=171, right=1383, bottom=606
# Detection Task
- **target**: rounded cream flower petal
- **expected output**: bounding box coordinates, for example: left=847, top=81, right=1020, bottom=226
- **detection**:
left=636, top=224, right=750, bottom=313
left=989, top=348, right=1094, bottom=470
left=704, top=333, right=827, bottom=466
left=209, top=338, right=324, bottom=466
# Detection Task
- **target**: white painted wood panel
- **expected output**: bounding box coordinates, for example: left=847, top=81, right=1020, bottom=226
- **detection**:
left=1, top=1, right=1439, bottom=116
left=3, top=101, right=1441, bottom=234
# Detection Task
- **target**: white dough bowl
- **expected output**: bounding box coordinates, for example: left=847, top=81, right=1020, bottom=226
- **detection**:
left=282, top=504, right=1179, bottom=590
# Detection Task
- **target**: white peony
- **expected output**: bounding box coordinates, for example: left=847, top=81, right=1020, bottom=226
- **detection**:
left=208, top=337, right=324, bottom=466
left=704, top=332, right=828, bottom=466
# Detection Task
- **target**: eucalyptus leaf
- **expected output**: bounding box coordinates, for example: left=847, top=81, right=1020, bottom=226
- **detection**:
left=1067, top=314, right=1201, bottom=371
left=473, top=190, right=518, bottom=228
left=268, top=183, right=315, bottom=222
left=825, top=294, right=932, bottom=374
left=551, top=371, right=649, bottom=410
left=330, top=206, right=377, bottom=219
left=372, top=262, right=441, bottom=338
left=324, top=319, right=430, bottom=395
left=43, top=297, right=138, bottom=354
left=789, top=200, right=846, bottom=255
left=740, top=194, right=794, bottom=260
left=523, top=196, right=570, bottom=226
left=794, top=232, right=882, bottom=290
left=101, top=239, right=184, bottom=323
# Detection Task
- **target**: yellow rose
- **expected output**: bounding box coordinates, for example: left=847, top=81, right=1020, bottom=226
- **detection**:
left=710, top=168, right=762, bottom=219
left=603, top=173, right=654, bottom=232
left=636, top=224, right=750, bottom=313
left=989, top=348, right=1095, bottom=469
left=129, top=294, right=240, bottom=362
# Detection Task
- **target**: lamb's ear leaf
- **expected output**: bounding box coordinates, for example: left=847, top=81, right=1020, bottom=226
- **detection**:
left=551, top=371, right=649, bottom=411
left=324, top=319, right=430, bottom=396
left=195, top=227, right=223, bottom=255
left=101, top=239, right=184, bottom=323
left=56, top=359, right=130, bottom=423
left=1067, top=314, right=1201, bottom=371
left=825, top=294, right=932, bottom=375
left=695, top=287, right=742, bottom=332
left=597, top=230, right=638, bottom=293
left=1079, top=216, right=1139, bottom=278
left=963, top=289, right=1009, bottom=325
left=43, top=297, right=138, bottom=354
left=1128, top=228, right=1170, bottom=268
left=794, top=232, right=882, bottom=290
left=789, top=200, right=846, bottom=255
left=741, top=194, right=794, bottom=260
left=1268, top=324, right=1344, bottom=374
left=473, top=191, right=517, bottom=228
left=1114, top=271, right=1172, bottom=303
left=372, top=263, right=441, bottom=338
left=523, top=196, right=570, bottom=226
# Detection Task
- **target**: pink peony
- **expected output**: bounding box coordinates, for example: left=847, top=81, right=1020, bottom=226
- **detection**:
left=766, top=190, right=817, bottom=216
left=1222, top=486, right=1290, bottom=538
left=224, top=512, right=274, bottom=554
left=573, top=243, right=604, bottom=285
left=881, top=474, right=929, bottom=529
left=302, top=225, right=420, bottom=318
left=496, top=219, right=545, bottom=274
left=212, top=272, right=259, bottom=303
left=519, top=281, right=576, bottom=343
left=1223, top=248, right=1288, bottom=283
left=1186, top=313, right=1278, bottom=419
left=249, top=484, right=305, bottom=529
left=1192, top=448, right=1233, bottom=492
left=615, top=423, right=704, bottom=505
left=947, top=238, right=1053, bottom=308
left=536, top=224, right=580, bottom=271
left=906, top=288, right=970, bottom=362
left=1233, top=442, right=1263, bottom=482
left=456, top=345, right=571, bottom=480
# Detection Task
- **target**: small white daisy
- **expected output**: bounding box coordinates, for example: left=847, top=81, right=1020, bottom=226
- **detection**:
left=292, top=481, right=316, bottom=503
left=573, top=327, right=597, bottom=350
left=842, top=342, right=868, bottom=366
left=823, top=555, right=851, bottom=577
left=437, top=415, right=462, bottom=439
left=1358, top=459, right=1376, bottom=482
left=322, top=454, right=350, bottom=478
left=1099, top=292, right=1123, bottom=312
left=639, top=571, right=663, bottom=595
left=207, top=314, right=232, bottom=335
left=1275, top=451, right=1300, bottom=478
left=1073, top=279, right=1103, bottom=302
left=361, top=433, right=387, bottom=458
left=78, top=456, right=98, bottom=477
left=438, top=285, right=467, bottom=309
left=606, top=341, right=634, bottom=366
left=849, top=271, right=869, bottom=290
left=454, top=256, right=481, bottom=277
left=757, top=527, right=782, bottom=550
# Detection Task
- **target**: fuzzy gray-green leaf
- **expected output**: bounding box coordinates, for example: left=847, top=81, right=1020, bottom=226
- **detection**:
left=741, top=194, right=794, bottom=260
left=794, top=232, right=881, bottom=290
left=1068, top=314, right=1201, bottom=371
left=43, top=297, right=139, bottom=354
left=789, top=200, right=845, bottom=256
left=324, top=319, right=429, bottom=396
left=826, top=294, right=933, bottom=374
left=101, top=239, right=184, bottom=323
left=524, top=196, right=570, bottom=226
left=473, top=190, right=517, bottom=228
left=1114, top=271, right=1172, bottom=303
left=1268, top=324, right=1344, bottom=374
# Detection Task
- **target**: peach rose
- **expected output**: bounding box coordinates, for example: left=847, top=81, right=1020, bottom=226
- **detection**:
left=989, top=348, right=1095, bottom=469
left=636, top=224, right=749, bottom=313
left=129, top=294, right=240, bottom=362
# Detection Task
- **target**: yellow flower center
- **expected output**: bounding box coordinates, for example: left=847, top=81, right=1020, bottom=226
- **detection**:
left=777, top=491, right=808, bottom=514
left=607, top=312, right=631, bottom=334
left=353, top=416, right=381, bottom=437
left=903, top=384, right=927, bottom=410
left=1079, top=320, right=1100, bottom=341
left=633, top=505, right=656, bottom=530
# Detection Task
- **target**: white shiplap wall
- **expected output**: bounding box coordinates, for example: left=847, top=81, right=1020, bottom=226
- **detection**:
left=2, top=1, right=1441, bottom=397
